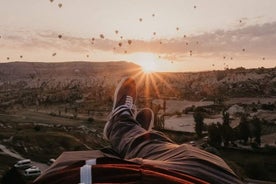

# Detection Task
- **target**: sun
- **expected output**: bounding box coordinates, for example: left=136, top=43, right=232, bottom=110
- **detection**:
left=141, top=61, right=156, bottom=74
left=132, top=53, right=159, bottom=73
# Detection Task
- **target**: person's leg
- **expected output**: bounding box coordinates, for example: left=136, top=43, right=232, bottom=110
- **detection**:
left=103, top=77, right=175, bottom=159
left=103, top=77, right=242, bottom=183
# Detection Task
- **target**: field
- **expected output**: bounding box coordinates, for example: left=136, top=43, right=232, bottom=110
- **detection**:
left=0, top=62, right=276, bottom=183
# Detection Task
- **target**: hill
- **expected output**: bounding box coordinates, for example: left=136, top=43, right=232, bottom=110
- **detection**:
left=0, top=61, right=141, bottom=88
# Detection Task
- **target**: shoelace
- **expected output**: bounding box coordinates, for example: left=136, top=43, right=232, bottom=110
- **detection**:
left=125, top=95, right=134, bottom=109
left=110, top=95, right=136, bottom=118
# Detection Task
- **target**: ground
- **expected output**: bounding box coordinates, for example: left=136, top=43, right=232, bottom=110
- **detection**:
left=1, top=96, right=276, bottom=183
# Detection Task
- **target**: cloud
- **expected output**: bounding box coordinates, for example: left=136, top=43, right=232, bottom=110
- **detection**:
left=1, top=22, right=276, bottom=62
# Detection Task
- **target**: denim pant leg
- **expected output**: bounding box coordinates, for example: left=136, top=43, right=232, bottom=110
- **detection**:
left=108, top=112, right=177, bottom=159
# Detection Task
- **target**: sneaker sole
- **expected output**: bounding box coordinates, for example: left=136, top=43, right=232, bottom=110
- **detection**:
left=112, top=77, right=134, bottom=110
left=136, top=108, right=154, bottom=131
left=103, top=77, right=135, bottom=140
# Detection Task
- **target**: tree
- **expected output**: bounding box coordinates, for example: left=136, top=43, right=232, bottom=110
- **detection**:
left=251, top=116, right=262, bottom=146
left=207, top=123, right=222, bottom=147
left=221, top=110, right=233, bottom=147
left=222, top=110, right=230, bottom=125
left=239, top=114, right=249, bottom=144
left=193, top=111, right=204, bottom=137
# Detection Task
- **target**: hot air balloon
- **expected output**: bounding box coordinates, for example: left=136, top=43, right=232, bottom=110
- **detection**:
left=194, top=5, right=197, bottom=9
left=86, top=55, right=89, bottom=58
left=58, top=3, right=62, bottom=8
left=124, top=50, right=127, bottom=54
left=128, top=40, right=132, bottom=45
left=20, top=55, right=23, bottom=58
left=58, top=34, right=62, bottom=39
left=120, top=36, right=123, bottom=39
left=100, top=34, right=104, bottom=39
left=159, top=41, right=162, bottom=44
left=139, top=18, right=143, bottom=22
left=242, top=48, right=245, bottom=52
left=50, top=0, right=54, bottom=2
left=52, top=53, right=56, bottom=56
left=153, top=32, right=156, bottom=35
left=176, top=27, right=179, bottom=31
left=118, top=42, right=122, bottom=47
left=115, top=30, right=119, bottom=34
left=7, top=57, right=10, bottom=60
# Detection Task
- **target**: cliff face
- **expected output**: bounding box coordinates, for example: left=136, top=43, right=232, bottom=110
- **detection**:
left=159, top=67, right=276, bottom=99
left=0, top=61, right=141, bottom=89
left=0, top=62, right=275, bottom=107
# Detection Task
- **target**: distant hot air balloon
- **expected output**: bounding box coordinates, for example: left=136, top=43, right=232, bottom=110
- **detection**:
left=242, top=48, right=245, bottom=52
left=139, top=18, right=143, bottom=22
left=159, top=41, right=162, bottom=44
left=58, top=3, right=62, bottom=8
left=262, top=57, right=265, bottom=60
left=183, top=35, right=186, bottom=38
left=186, top=42, right=189, bottom=45
left=86, top=55, right=89, bottom=58
left=223, top=56, right=226, bottom=59
left=118, top=42, right=122, bottom=47
left=176, top=27, right=179, bottom=31
left=194, top=5, right=197, bottom=9
left=230, top=57, right=233, bottom=60
left=20, top=55, right=23, bottom=58
left=7, top=57, right=10, bottom=60
left=50, top=0, right=54, bottom=2
left=152, top=14, right=155, bottom=17
left=189, top=50, right=192, bottom=56
left=128, top=40, right=132, bottom=45
left=124, top=50, right=127, bottom=54
left=153, top=32, right=156, bottom=35
left=58, top=34, right=62, bottom=39
left=100, top=34, right=104, bottom=39
left=120, top=36, right=123, bottom=39
left=115, top=30, right=119, bottom=34
left=52, top=53, right=56, bottom=56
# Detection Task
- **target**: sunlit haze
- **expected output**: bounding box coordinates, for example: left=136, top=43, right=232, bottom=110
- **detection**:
left=0, top=0, right=276, bottom=72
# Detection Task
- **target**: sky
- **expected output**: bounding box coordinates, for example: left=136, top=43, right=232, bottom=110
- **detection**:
left=0, top=0, right=276, bottom=72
